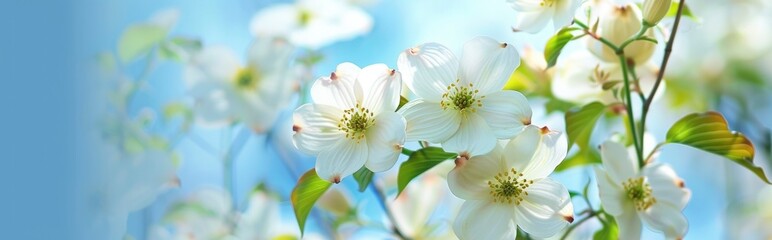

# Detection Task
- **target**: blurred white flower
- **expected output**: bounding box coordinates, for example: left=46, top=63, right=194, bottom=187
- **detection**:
left=292, top=62, right=405, bottom=183
left=594, top=141, right=691, bottom=239
left=250, top=0, right=374, bottom=49
left=185, top=38, right=295, bottom=133
left=448, top=125, right=573, bottom=239
left=587, top=3, right=656, bottom=65
left=397, top=37, right=532, bottom=156
left=389, top=164, right=459, bottom=239
left=149, top=188, right=234, bottom=240
left=507, top=0, right=582, bottom=33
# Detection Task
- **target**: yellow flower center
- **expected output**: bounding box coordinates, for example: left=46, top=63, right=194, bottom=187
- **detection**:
left=298, top=9, right=312, bottom=26
left=233, top=67, right=260, bottom=90
left=488, top=168, right=533, bottom=205
left=540, top=0, right=556, bottom=7
left=338, top=104, right=375, bottom=142
left=623, top=177, right=657, bottom=211
left=441, top=80, right=483, bottom=112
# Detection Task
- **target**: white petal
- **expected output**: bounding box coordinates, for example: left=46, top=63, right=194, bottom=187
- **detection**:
left=185, top=46, right=242, bottom=87
left=643, top=163, right=690, bottom=210
left=247, top=37, right=295, bottom=74
left=364, top=112, right=406, bottom=172
left=397, top=99, right=460, bottom=143
left=236, top=93, right=280, bottom=133
left=187, top=82, right=237, bottom=126
left=593, top=166, right=627, bottom=216
left=249, top=4, right=299, bottom=37
left=639, top=203, right=688, bottom=239
left=600, top=141, right=638, bottom=183
left=552, top=0, right=580, bottom=31
left=447, top=145, right=504, bottom=200
left=477, top=90, right=532, bottom=139
left=508, top=0, right=547, bottom=12
left=397, top=42, right=459, bottom=101
left=292, top=104, right=344, bottom=155
left=442, top=113, right=497, bottom=156
left=358, top=64, right=402, bottom=115
left=316, top=138, right=369, bottom=183
left=453, top=200, right=516, bottom=240
left=458, top=36, right=521, bottom=95
left=310, top=62, right=363, bottom=109
left=616, top=207, right=643, bottom=240
left=503, top=126, right=567, bottom=179
left=515, top=178, right=573, bottom=238
left=513, top=9, right=554, bottom=34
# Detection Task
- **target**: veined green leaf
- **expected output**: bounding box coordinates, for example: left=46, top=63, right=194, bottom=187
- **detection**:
left=544, top=28, right=575, bottom=68
left=396, top=147, right=457, bottom=196
left=118, top=23, right=169, bottom=62
left=291, top=169, right=332, bottom=235
left=352, top=167, right=374, bottom=192
left=555, top=148, right=601, bottom=172
left=565, top=102, right=606, bottom=151
left=666, top=111, right=770, bottom=184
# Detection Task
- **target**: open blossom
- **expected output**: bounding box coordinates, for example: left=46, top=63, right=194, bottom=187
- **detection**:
left=184, top=38, right=295, bottom=133
left=250, top=0, right=373, bottom=49
left=292, top=63, right=405, bottom=183
left=595, top=141, right=691, bottom=239
left=397, top=37, right=532, bottom=156
left=448, top=125, right=574, bottom=239
left=507, top=0, right=582, bottom=33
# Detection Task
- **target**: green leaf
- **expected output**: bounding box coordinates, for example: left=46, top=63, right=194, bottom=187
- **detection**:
left=593, top=213, right=618, bottom=240
left=117, top=23, right=169, bottom=62
left=352, top=167, right=374, bottom=192
left=667, top=1, right=698, bottom=22
left=666, top=111, right=770, bottom=184
left=568, top=190, right=582, bottom=198
left=397, top=96, right=409, bottom=111
left=291, top=169, right=333, bottom=235
left=544, top=28, right=575, bottom=68
left=565, top=102, right=606, bottom=152
left=555, top=149, right=601, bottom=172
left=396, top=147, right=457, bottom=196
left=545, top=98, right=576, bottom=114
left=159, top=37, right=202, bottom=62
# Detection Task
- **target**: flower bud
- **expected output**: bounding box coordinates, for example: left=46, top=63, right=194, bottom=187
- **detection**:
left=642, top=0, right=671, bottom=26
left=587, top=3, right=655, bottom=65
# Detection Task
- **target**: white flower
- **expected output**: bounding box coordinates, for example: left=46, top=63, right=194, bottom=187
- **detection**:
left=397, top=37, right=532, bottom=156
left=389, top=163, right=459, bottom=239
left=185, top=38, right=296, bottom=133
left=448, top=125, right=574, bottom=239
left=250, top=0, right=373, bottom=49
left=594, top=141, right=691, bottom=239
left=149, top=188, right=233, bottom=240
left=587, top=3, right=656, bottom=65
left=292, top=62, right=405, bottom=183
left=507, top=0, right=583, bottom=33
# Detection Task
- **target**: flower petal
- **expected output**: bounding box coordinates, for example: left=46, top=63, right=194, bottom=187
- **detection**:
left=458, top=36, right=520, bottom=95
left=364, top=112, right=406, bottom=172
left=185, top=46, right=242, bottom=87
left=311, top=62, right=363, bottom=109
left=397, top=42, right=459, bottom=101
left=552, top=0, right=580, bottom=31
left=507, top=0, right=547, bottom=12
left=359, top=64, right=402, bottom=115
left=600, top=141, right=638, bottom=183
left=249, top=4, right=299, bottom=38
left=453, top=200, right=516, bottom=240
left=593, top=166, right=627, bottom=216
left=247, top=37, right=295, bottom=74
left=292, top=104, right=344, bottom=155
left=515, top=178, right=573, bottom=238
left=503, top=125, right=540, bottom=173
left=643, top=163, right=690, bottom=210
left=442, top=112, right=497, bottom=156
left=397, top=99, right=460, bottom=143
left=316, top=137, right=369, bottom=183
left=513, top=9, right=554, bottom=34
left=447, top=145, right=505, bottom=200
left=187, top=81, right=236, bottom=126
left=639, top=203, right=688, bottom=239
left=477, top=90, right=532, bottom=139
left=520, top=127, right=568, bottom=179
left=616, top=207, right=643, bottom=240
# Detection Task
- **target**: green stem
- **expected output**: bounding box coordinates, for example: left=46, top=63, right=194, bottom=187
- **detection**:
left=626, top=63, right=646, bottom=103
left=618, top=54, right=645, bottom=168
left=401, top=147, right=414, bottom=156
left=640, top=0, right=687, bottom=154
left=617, top=25, right=651, bottom=53
left=560, top=210, right=600, bottom=240
left=573, top=19, right=619, bottom=51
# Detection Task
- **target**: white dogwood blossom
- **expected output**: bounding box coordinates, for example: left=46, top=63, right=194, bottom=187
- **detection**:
left=448, top=125, right=574, bottom=239
left=292, top=62, right=405, bottom=183
left=595, top=141, right=691, bottom=239
left=507, top=0, right=583, bottom=33
left=184, top=38, right=295, bottom=133
left=250, top=0, right=373, bottom=49
left=397, top=37, right=532, bottom=156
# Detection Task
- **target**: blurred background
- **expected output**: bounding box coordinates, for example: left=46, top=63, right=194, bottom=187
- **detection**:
left=35, top=0, right=772, bottom=239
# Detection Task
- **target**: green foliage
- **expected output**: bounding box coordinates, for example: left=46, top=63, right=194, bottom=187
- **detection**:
left=396, top=147, right=457, bottom=196
left=397, top=96, right=409, bottom=111
left=555, top=149, right=602, bottom=172
left=159, top=37, right=202, bottom=62
left=666, top=111, right=770, bottom=184
left=565, top=102, right=606, bottom=152
left=352, top=167, right=374, bottom=192
left=544, top=28, right=575, bottom=68
left=593, top=213, right=618, bottom=240
left=546, top=98, right=576, bottom=114
left=291, top=169, right=332, bottom=235
left=666, top=1, right=698, bottom=22
left=163, top=102, right=194, bottom=131
left=118, top=23, right=169, bottom=62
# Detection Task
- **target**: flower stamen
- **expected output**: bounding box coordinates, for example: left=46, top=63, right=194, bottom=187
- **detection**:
left=488, top=168, right=533, bottom=205
left=233, top=67, right=260, bottom=90
left=623, top=177, right=656, bottom=211
left=338, top=103, right=375, bottom=143
left=441, top=79, right=483, bottom=112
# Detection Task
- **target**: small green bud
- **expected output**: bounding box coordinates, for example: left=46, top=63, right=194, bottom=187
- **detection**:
left=642, top=0, right=672, bottom=26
